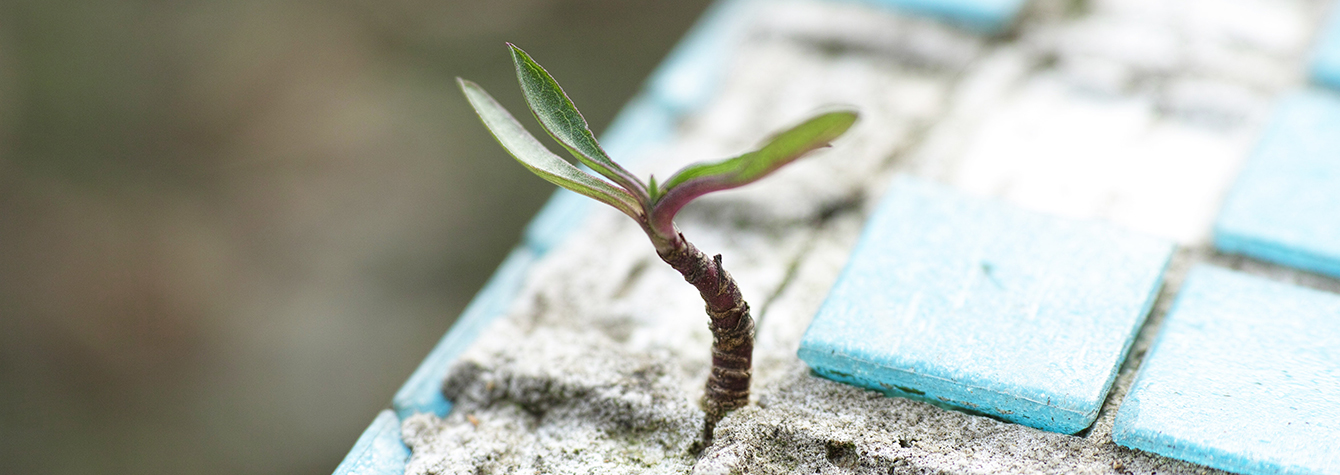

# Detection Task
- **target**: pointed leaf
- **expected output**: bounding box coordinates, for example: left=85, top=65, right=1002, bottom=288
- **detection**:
left=459, top=78, right=642, bottom=219
left=647, top=174, right=662, bottom=203
left=649, top=110, right=858, bottom=236
left=508, top=43, right=649, bottom=203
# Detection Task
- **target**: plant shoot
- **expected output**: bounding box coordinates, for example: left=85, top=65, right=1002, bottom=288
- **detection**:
left=458, top=43, right=857, bottom=446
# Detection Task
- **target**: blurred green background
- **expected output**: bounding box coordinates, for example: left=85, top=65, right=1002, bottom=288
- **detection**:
left=0, top=1, right=711, bottom=473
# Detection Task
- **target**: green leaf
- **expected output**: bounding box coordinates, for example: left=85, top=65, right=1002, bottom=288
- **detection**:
left=661, top=111, right=858, bottom=192
left=508, top=43, right=649, bottom=203
left=647, top=110, right=857, bottom=237
left=458, top=78, right=642, bottom=219
left=647, top=174, right=662, bottom=203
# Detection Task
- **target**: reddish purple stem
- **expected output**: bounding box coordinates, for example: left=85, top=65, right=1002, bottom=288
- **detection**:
left=651, top=230, right=754, bottom=447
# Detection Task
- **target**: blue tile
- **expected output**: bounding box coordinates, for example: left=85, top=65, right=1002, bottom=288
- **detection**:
left=392, top=247, right=536, bottom=419
left=332, top=410, right=409, bottom=475
left=522, top=189, right=594, bottom=255
left=1214, top=90, right=1340, bottom=279
left=798, top=176, right=1173, bottom=434
left=598, top=93, right=678, bottom=166
left=853, top=0, right=1028, bottom=34
left=1311, top=7, right=1340, bottom=91
left=646, top=0, right=753, bottom=115
left=1112, top=266, right=1340, bottom=475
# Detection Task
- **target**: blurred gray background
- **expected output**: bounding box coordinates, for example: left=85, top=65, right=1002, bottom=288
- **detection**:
left=0, top=1, right=712, bottom=473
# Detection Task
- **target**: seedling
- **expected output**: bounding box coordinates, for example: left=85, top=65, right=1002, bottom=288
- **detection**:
left=458, top=43, right=857, bottom=445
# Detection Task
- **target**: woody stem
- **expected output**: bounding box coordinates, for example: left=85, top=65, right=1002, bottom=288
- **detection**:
left=655, top=233, right=754, bottom=448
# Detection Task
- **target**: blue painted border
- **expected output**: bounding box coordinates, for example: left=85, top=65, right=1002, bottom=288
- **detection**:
left=332, top=410, right=410, bottom=475
left=391, top=247, right=537, bottom=419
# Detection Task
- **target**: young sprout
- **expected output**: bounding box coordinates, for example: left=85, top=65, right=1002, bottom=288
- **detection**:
left=458, top=43, right=857, bottom=446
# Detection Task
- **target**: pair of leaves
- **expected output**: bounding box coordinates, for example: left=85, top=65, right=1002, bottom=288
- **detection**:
left=459, top=43, right=858, bottom=240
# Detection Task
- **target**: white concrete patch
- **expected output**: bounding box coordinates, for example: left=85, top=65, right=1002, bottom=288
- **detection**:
left=947, top=75, right=1255, bottom=243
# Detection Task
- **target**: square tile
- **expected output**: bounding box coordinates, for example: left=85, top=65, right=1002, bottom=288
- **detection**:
left=1113, top=265, right=1340, bottom=475
left=1215, top=90, right=1340, bottom=278
left=1311, top=7, right=1340, bottom=91
left=859, top=0, right=1029, bottom=34
left=799, top=175, right=1173, bottom=434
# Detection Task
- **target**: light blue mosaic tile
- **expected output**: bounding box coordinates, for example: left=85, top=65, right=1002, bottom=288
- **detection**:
left=332, top=410, right=410, bottom=475
left=522, top=190, right=593, bottom=255
left=391, top=247, right=536, bottom=419
left=598, top=93, right=678, bottom=165
left=1214, top=90, right=1340, bottom=279
left=854, top=0, right=1028, bottom=34
left=1311, top=7, right=1340, bottom=91
left=646, top=0, right=753, bottom=115
left=1112, top=265, right=1340, bottom=475
left=799, top=175, right=1173, bottom=434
